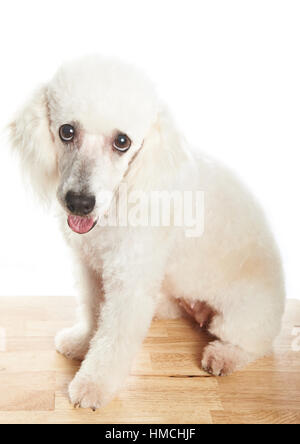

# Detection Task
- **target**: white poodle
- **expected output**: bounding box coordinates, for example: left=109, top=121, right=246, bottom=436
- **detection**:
left=9, top=55, right=285, bottom=409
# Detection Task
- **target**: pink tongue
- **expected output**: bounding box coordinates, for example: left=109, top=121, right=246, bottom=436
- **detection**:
left=67, top=215, right=95, bottom=234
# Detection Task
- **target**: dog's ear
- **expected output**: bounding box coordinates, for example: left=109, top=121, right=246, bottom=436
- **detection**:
left=128, top=107, right=189, bottom=190
left=155, top=108, right=184, bottom=157
left=8, top=85, right=58, bottom=202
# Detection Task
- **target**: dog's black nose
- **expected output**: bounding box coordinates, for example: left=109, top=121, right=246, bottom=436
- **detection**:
left=65, top=191, right=96, bottom=215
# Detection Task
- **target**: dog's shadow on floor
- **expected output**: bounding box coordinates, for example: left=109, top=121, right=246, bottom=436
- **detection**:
left=55, top=350, right=81, bottom=393
left=183, top=315, right=217, bottom=372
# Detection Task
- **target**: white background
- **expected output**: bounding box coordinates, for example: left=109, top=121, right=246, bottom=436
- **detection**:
left=0, top=0, right=299, bottom=299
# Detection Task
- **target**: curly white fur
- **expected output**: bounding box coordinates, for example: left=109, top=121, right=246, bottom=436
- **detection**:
left=9, top=55, right=285, bottom=409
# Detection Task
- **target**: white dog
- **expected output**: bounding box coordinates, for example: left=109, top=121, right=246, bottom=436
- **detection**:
left=9, top=55, right=285, bottom=409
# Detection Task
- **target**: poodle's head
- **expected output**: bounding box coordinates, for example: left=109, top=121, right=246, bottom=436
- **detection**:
left=9, top=56, right=181, bottom=234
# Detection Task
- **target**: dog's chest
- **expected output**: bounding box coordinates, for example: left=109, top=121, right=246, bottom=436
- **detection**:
left=79, top=236, right=102, bottom=271
left=67, top=225, right=121, bottom=272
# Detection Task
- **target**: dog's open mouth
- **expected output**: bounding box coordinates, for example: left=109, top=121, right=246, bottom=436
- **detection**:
left=67, top=215, right=98, bottom=234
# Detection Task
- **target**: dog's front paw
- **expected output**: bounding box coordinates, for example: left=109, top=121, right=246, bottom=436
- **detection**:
left=55, top=324, right=91, bottom=361
left=69, top=372, right=110, bottom=410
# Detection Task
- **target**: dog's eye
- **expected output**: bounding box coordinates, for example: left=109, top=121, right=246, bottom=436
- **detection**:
left=113, top=134, right=131, bottom=152
left=59, top=124, right=75, bottom=142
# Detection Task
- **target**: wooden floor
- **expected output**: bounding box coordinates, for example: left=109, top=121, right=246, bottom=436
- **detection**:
left=0, top=297, right=299, bottom=424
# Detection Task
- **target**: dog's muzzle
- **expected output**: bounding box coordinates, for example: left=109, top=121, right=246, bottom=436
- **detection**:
left=65, top=191, right=98, bottom=234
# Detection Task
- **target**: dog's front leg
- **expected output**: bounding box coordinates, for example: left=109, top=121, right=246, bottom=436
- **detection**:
left=55, top=261, right=103, bottom=361
left=68, top=280, right=157, bottom=409
left=68, top=237, right=165, bottom=409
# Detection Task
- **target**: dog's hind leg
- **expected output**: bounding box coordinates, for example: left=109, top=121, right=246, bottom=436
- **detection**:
left=55, top=261, right=103, bottom=361
left=201, top=280, right=285, bottom=376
